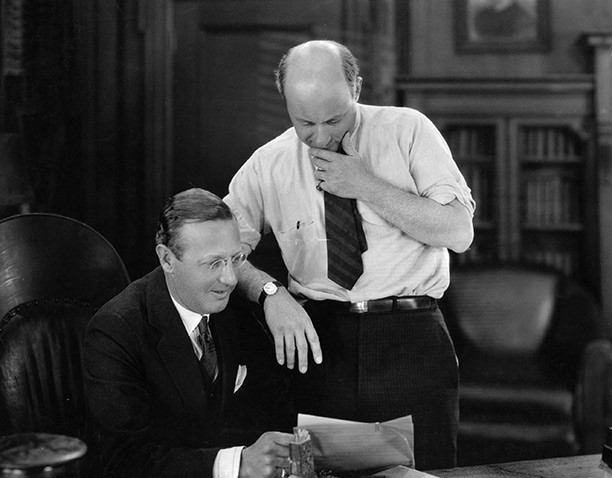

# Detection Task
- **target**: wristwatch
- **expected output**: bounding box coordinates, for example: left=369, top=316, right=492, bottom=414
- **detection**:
left=258, top=280, right=284, bottom=306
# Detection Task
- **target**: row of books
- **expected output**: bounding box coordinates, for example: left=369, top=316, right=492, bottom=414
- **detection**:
left=522, top=172, right=582, bottom=226
left=445, top=124, right=584, bottom=162
left=446, top=127, right=495, bottom=160
left=453, top=242, right=495, bottom=265
left=462, top=165, right=492, bottom=222
left=522, top=250, right=576, bottom=276
left=454, top=247, right=576, bottom=277
left=518, top=126, right=582, bottom=161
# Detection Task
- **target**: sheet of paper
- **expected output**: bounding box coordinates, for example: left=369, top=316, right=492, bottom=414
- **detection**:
left=296, top=414, right=414, bottom=472
left=369, top=465, right=439, bottom=478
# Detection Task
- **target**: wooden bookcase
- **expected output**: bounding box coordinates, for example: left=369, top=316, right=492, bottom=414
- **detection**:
left=397, top=77, right=598, bottom=290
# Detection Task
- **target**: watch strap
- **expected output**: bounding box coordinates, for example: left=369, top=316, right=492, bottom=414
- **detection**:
left=258, top=280, right=283, bottom=306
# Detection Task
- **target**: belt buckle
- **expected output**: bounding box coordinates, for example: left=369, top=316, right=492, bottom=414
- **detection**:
left=349, top=301, right=368, bottom=313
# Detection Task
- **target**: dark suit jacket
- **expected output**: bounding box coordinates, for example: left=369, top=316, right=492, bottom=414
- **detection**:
left=83, top=266, right=285, bottom=477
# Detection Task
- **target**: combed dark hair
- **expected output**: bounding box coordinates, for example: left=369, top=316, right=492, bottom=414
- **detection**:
left=155, top=188, right=234, bottom=259
left=274, top=40, right=360, bottom=100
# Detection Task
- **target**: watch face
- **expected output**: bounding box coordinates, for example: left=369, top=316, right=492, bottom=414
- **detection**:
left=263, top=282, right=278, bottom=295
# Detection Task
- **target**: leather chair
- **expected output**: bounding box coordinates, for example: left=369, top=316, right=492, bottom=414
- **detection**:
left=440, top=263, right=606, bottom=466
left=0, top=213, right=130, bottom=440
left=575, top=338, right=612, bottom=455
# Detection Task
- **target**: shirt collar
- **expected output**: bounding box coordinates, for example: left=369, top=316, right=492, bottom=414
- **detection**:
left=169, top=293, right=209, bottom=336
left=351, top=103, right=362, bottom=139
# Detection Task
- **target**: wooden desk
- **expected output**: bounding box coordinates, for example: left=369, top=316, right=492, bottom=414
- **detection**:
left=430, top=454, right=603, bottom=477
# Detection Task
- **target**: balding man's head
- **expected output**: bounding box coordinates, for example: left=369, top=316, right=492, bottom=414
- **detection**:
left=276, top=41, right=362, bottom=150
left=274, top=40, right=360, bottom=100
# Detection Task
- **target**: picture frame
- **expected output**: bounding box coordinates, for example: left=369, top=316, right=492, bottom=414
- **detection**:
left=454, top=0, right=550, bottom=53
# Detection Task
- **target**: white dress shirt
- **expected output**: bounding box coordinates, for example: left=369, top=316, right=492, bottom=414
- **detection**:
left=225, top=103, right=476, bottom=302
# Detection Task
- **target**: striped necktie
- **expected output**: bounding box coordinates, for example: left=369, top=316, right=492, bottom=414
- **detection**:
left=324, top=146, right=368, bottom=290
left=196, top=318, right=218, bottom=388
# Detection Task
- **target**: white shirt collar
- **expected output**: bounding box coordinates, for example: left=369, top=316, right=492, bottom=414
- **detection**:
left=169, top=294, right=209, bottom=337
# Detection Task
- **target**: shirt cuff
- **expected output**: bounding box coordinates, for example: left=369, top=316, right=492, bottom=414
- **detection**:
left=213, top=446, right=245, bottom=478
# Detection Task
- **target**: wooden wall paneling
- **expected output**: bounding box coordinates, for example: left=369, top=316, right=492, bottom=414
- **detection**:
left=95, top=1, right=120, bottom=237
left=119, top=0, right=147, bottom=276
left=75, top=0, right=151, bottom=277
left=587, top=33, right=612, bottom=335
left=73, top=0, right=97, bottom=224
left=173, top=0, right=342, bottom=199
left=407, top=0, right=612, bottom=78
left=141, top=0, right=174, bottom=274
left=396, top=0, right=410, bottom=77
left=175, top=0, right=399, bottom=200
left=345, top=0, right=397, bottom=106
left=75, top=0, right=122, bottom=244
left=496, top=117, right=511, bottom=262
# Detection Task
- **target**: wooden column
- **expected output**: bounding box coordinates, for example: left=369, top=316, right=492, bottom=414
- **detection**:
left=342, top=0, right=396, bottom=106
left=366, top=0, right=396, bottom=106
left=140, top=0, right=175, bottom=253
left=587, top=33, right=612, bottom=334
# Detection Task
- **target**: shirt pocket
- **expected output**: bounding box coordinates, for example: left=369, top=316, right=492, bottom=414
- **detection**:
left=275, top=218, right=326, bottom=284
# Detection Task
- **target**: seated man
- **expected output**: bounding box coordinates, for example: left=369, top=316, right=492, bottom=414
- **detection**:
left=83, top=188, right=294, bottom=478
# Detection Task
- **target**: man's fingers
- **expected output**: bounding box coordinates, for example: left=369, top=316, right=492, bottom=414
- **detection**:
left=273, top=456, right=291, bottom=469
left=262, top=291, right=322, bottom=371
left=341, top=131, right=355, bottom=154
left=306, top=328, right=323, bottom=365
left=284, top=335, right=296, bottom=370
left=294, top=333, right=310, bottom=374
left=274, top=335, right=285, bottom=366
left=270, top=431, right=294, bottom=447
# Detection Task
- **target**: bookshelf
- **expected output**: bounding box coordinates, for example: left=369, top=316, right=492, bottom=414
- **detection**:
left=397, top=77, right=598, bottom=289
left=437, top=120, right=503, bottom=266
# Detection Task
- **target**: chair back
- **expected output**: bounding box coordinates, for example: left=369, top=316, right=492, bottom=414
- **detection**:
left=444, top=265, right=559, bottom=356
left=441, top=263, right=606, bottom=465
left=0, top=213, right=130, bottom=438
left=0, top=213, right=129, bottom=319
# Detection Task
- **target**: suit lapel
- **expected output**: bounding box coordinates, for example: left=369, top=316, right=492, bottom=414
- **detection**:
left=208, top=308, right=239, bottom=425
left=146, top=268, right=209, bottom=419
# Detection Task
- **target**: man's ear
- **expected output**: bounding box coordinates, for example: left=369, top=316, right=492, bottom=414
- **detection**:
left=156, top=244, right=175, bottom=273
left=354, top=76, right=363, bottom=101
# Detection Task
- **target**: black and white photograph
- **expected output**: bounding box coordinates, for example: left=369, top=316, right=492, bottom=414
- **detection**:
left=1, top=1, right=612, bottom=477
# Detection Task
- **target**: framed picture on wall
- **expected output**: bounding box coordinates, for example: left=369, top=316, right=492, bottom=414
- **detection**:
left=454, top=0, right=550, bottom=53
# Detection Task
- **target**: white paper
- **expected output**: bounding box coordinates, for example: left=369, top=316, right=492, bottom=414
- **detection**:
left=370, top=465, right=439, bottom=478
left=296, top=414, right=414, bottom=472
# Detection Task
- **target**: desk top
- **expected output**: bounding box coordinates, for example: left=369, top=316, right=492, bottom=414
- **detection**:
left=430, top=454, right=602, bottom=478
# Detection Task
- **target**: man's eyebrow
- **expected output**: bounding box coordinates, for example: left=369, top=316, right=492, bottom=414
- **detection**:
left=295, top=112, right=346, bottom=123
left=197, top=250, right=242, bottom=263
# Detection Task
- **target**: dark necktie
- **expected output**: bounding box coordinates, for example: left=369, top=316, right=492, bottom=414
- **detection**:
left=196, top=318, right=218, bottom=388
left=324, top=146, right=368, bottom=290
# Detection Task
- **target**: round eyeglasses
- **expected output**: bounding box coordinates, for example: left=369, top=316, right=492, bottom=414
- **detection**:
left=207, top=252, right=247, bottom=272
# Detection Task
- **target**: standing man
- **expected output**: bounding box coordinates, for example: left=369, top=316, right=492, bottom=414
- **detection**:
left=225, top=40, right=475, bottom=470
left=83, top=188, right=294, bottom=478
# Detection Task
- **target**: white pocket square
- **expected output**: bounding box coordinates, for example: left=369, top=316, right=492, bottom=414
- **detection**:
left=234, top=364, right=247, bottom=393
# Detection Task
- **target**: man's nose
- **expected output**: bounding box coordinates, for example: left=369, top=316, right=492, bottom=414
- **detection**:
left=219, top=260, right=238, bottom=285
left=310, top=125, right=330, bottom=148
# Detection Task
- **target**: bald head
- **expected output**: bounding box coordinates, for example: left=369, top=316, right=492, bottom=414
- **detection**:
left=276, top=41, right=362, bottom=150
left=274, top=40, right=360, bottom=100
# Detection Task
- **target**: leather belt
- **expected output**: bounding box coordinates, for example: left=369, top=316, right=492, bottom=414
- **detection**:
left=347, top=296, right=436, bottom=314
